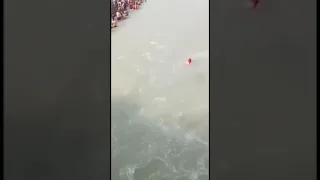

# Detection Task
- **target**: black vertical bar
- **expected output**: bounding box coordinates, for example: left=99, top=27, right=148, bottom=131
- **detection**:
left=209, top=0, right=317, bottom=179
left=4, top=0, right=111, bottom=179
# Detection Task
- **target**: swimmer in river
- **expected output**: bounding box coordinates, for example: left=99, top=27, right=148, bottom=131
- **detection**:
left=185, top=58, right=192, bottom=65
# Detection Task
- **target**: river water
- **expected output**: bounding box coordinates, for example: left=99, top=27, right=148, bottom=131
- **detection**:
left=111, top=0, right=209, bottom=179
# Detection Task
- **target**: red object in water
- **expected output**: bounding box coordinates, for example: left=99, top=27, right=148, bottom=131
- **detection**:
left=185, top=58, right=192, bottom=65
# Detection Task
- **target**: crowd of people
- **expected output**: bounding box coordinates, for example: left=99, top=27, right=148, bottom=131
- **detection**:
left=111, top=0, right=146, bottom=28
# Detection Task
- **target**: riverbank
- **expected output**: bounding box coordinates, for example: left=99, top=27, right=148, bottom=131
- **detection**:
left=111, top=0, right=146, bottom=28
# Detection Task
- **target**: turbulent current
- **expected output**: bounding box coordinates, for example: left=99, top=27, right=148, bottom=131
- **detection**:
left=111, top=0, right=209, bottom=179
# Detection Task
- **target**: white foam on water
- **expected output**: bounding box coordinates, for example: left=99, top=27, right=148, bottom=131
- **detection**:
left=149, top=41, right=158, bottom=45
left=191, top=50, right=209, bottom=60
left=156, top=45, right=165, bottom=50
left=117, top=56, right=125, bottom=60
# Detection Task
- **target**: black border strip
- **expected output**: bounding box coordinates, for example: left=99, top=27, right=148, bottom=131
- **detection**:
left=4, top=0, right=111, bottom=179
left=209, top=0, right=317, bottom=179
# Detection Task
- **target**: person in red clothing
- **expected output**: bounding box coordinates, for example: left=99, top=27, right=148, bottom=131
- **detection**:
left=185, top=58, right=192, bottom=65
